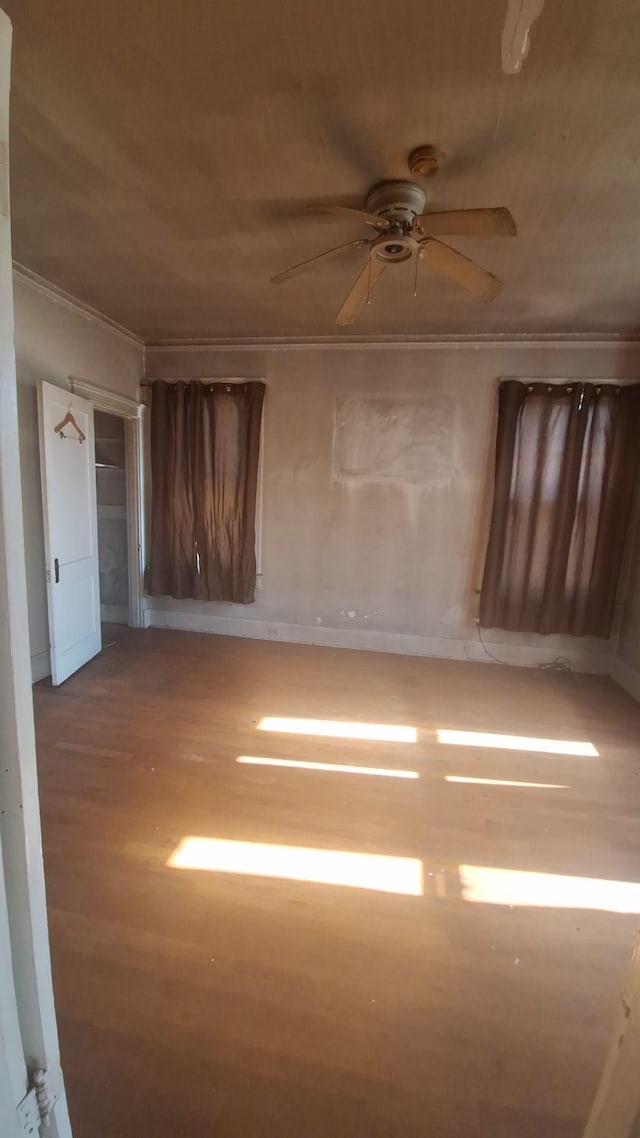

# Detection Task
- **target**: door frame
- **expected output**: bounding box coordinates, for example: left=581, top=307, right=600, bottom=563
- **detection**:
left=0, top=9, right=72, bottom=1134
left=70, top=377, right=146, bottom=628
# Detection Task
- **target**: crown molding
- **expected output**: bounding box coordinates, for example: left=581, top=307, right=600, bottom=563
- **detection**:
left=145, top=332, right=640, bottom=353
left=11, top=263, right=640, bottom=354
left=12, top=262, right=144, bottom=349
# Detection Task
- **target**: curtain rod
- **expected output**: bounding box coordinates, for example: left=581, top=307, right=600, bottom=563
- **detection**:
left=140, top=377, right=264, bottom=387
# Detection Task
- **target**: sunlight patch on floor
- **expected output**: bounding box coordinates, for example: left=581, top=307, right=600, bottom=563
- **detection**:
left=459, top=865, right=640, bottom=913
left=167, top=836, right=424, bottom=895
left=238, top=755, right=419, bottom=779
left=445, top=775, right=568, bottom=788
left=258, top=716, right=417, bottom=743
left=438, top=729, right=598, bottom=756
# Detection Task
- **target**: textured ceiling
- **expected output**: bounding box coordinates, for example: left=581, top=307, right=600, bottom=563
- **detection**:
left=4, top=0, right=640, bottom=340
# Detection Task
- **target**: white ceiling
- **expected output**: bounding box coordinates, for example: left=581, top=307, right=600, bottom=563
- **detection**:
left=5, top=0, right=640, bottom=340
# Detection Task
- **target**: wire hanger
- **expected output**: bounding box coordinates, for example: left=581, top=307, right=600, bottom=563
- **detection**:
left=54, top=406, right=86, bottom=443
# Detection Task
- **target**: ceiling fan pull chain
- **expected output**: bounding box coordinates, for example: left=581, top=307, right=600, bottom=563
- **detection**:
left=367, top=256, right=372, bottom=305
left=413, top=252, right=419, bottom=297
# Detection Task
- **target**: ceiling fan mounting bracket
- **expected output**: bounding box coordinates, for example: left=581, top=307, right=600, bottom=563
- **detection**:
left=407, top=145, right=442, bottom=178
left=364, top=180, right=426, bottom=229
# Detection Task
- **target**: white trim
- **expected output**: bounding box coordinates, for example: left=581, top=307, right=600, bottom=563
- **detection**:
left=30, top=650, right=50, bottom=683
left=70, top=376, right=141, bottom=415
left=583, top=933, right=640, bottom=1138
left=124, top=410, right=146, bottom=628
left=12, top=262, right=143, bottom=348
left=11, top=265, right=640, bottom=355
left=145, top=333, right=640, bottom=353
left=101, top=604, right=129, bottom=624
left=0, top=826, right=26, bottom=1138
left=145, top=609, right=612, bottom=674
left=70, top=377, right=146, bottom=629
left=611, top=657, right=640, bottom=703
left=0, top=21, right=72, bottom=1133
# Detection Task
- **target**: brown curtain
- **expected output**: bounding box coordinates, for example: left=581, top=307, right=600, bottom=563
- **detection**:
left=148, top=380, right=265, bottom=603
left=480, top=380, right=640, bottom=638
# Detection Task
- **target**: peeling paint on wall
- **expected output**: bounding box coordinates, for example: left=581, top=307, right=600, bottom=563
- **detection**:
left=333, top=393, right=456, bottom=487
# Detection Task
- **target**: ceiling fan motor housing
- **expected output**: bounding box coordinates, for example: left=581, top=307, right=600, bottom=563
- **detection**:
left=365, top=181, right=426, bottom=262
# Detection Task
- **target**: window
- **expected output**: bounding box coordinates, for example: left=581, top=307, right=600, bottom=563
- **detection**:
left=147, top=380, right=265, bottom=604
left=480, top=380, right=640, bottom=637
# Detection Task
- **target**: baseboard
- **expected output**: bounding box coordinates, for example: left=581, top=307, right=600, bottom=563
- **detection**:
left=611, top=657, right=640, bottom=702
left=31, top=649, right=51, bottom=683
left=100, top=604, right=129, bottom=625
left=145, top=609, right=611, bottom=674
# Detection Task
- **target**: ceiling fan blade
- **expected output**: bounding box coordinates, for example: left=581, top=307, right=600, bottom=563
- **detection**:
left=336, top=253, right=385, bottom=326
left=271, top=239, right=369, bottom=285
left=415, top=207, right=517, bottom=238
left=419, top=238, right=503, bottom=301
left=310, top=203, right=389, bottom=230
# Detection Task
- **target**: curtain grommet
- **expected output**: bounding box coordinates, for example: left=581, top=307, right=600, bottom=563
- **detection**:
left=527, top=385, right=533, bottom=393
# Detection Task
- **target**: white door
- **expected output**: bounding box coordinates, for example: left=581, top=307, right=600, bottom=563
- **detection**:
left=38, top=381, right=101, bottom=685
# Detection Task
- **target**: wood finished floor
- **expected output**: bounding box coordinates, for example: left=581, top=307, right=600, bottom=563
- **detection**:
left=33, top=628, right=640, bottom=1138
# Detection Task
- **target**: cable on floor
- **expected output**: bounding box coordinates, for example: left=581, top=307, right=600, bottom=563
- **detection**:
left=537, top=655, right=573, bottom=673
left=475, top=621, right=574, bottom=673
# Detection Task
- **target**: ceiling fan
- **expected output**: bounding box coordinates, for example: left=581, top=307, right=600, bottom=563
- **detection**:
left=270, top=146, right=517, bottom=326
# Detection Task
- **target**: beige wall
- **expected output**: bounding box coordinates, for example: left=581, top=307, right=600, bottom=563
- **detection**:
left=12, top=289, right=640, bottom=684
left=145, top=341, right=640, bottom=674
left=14, top=275, right=143, bottom=679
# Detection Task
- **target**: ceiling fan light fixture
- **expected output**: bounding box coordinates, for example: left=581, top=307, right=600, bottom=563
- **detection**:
left=372, top=229, right=417, bottom=264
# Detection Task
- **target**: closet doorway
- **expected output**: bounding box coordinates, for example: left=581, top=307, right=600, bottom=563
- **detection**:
left=95, top=410, right=129, bottom=625
left=37, top=378, right=145, bottom=681
left=70, top=375, right=146, bottom=636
